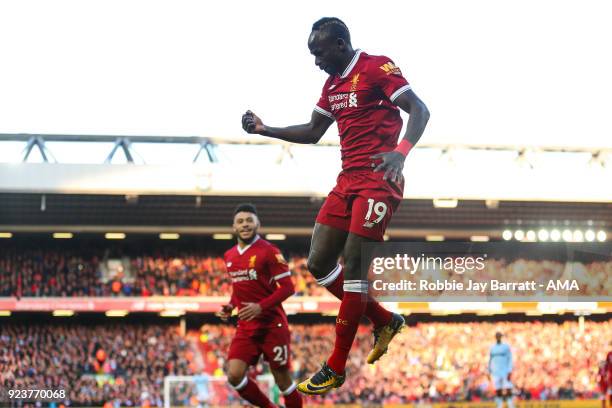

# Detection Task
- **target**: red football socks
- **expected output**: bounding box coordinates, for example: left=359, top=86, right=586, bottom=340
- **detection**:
left=281, top=383, right=303, bottom=408
left=235, top=377, right=275, bottom=408
left=327, top=290, right=367, bottom=374
left=325, top=270, right=392, bottom=328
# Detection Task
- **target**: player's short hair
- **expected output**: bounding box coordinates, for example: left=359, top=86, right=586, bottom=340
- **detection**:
left=312, top=17, right=351, bottom=44
left=233, top=203, right=258, bottom=216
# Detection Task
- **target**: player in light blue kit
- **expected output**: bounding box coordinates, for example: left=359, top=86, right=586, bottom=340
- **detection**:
left=489, top=332, right=514, bottom=408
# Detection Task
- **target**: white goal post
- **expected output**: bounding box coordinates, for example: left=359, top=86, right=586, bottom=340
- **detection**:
left=163, top=374, right=277, bottom=408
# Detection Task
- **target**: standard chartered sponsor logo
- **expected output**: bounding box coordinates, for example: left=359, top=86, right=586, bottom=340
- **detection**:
left=328, top=92, right=358, bottom=111
left=230, top=269, right=258, bottom=282
left=331, top=101, right=348, bottom=111
left=328, top=94, right=348, bottom=102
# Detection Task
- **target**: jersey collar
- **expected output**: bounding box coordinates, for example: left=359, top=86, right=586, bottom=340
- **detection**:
left=340, top=49, right=363, bottom=79
left=236, top=234, right=260, bottom=255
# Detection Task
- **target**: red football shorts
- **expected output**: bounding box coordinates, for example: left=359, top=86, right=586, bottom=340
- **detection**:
left=316, top=169, right=404, bottom=241
left=227, top=324, right=292, bottom=369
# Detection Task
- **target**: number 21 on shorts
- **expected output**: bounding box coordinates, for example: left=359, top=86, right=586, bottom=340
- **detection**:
left=272, top=345, right=288, bottom=365
left=363, top=198, right=388, bottom=228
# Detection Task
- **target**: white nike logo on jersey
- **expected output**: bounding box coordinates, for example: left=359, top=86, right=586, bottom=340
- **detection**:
left=328, top=84, right=336, bottom=90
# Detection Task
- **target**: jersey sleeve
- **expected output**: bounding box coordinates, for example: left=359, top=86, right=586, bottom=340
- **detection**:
left=370, top=56, right=412, bottom=103
left=266, top=245, right=291, bottom=281
left=314, top=78, right=335, bottom=120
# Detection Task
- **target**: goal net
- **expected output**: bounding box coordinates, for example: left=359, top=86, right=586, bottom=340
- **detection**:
left=163, top=374, right=278, bottom=408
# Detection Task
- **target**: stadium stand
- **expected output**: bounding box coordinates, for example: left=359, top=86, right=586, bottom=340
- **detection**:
left=1, top=249, right=610, bottom=297
left=198, top=321, right=611, bottom=404
left=0, top=136, right=610, bottom=407
left=0, top=323, right=195, bottom=407
left=1, top=320, right=610, bottom=406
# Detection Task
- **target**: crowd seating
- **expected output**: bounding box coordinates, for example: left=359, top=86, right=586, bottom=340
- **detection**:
left=1, top=320, right=610, bottom=405
left=200, top=320, right=611, bottom=404
left=1, top=249, right=610, bottom=297
left=0, top=323, right=196, bottom=407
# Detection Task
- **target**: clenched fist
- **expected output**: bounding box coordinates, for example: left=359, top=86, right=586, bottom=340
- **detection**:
left=242, top=110, right=265, bottom=134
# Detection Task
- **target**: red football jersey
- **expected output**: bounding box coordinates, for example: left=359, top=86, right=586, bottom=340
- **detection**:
left=315, top=50, right=412, bottom=171
left=224, top=236, right=290, bottom=331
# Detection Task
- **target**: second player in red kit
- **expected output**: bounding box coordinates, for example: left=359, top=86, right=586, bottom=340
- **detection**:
left=217, top=203, right=302, bottom=408
left=242, top=17, right=430, bottom=394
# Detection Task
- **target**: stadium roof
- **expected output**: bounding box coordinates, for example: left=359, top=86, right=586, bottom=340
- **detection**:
left=1, top=134, right=611, bottom=202
left=1, top=192, right=609, bottom=238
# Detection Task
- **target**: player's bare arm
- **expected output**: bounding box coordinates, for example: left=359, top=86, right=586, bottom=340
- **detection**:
left=242, top=109, right=334, bottom=144
left=371, top=89, right=430, bottom=182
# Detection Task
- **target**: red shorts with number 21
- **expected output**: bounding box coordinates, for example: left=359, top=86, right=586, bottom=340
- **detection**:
left=227, top=324, right=292, bottom=369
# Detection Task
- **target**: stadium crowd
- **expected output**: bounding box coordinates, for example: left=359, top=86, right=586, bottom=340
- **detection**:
left=1, top=319, right=610, bottom=406
left=0, top=323, right=196, bottom=407
left=1, top=249, right=610, bottom=297
left=200, top=320, right=612, bottom=404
